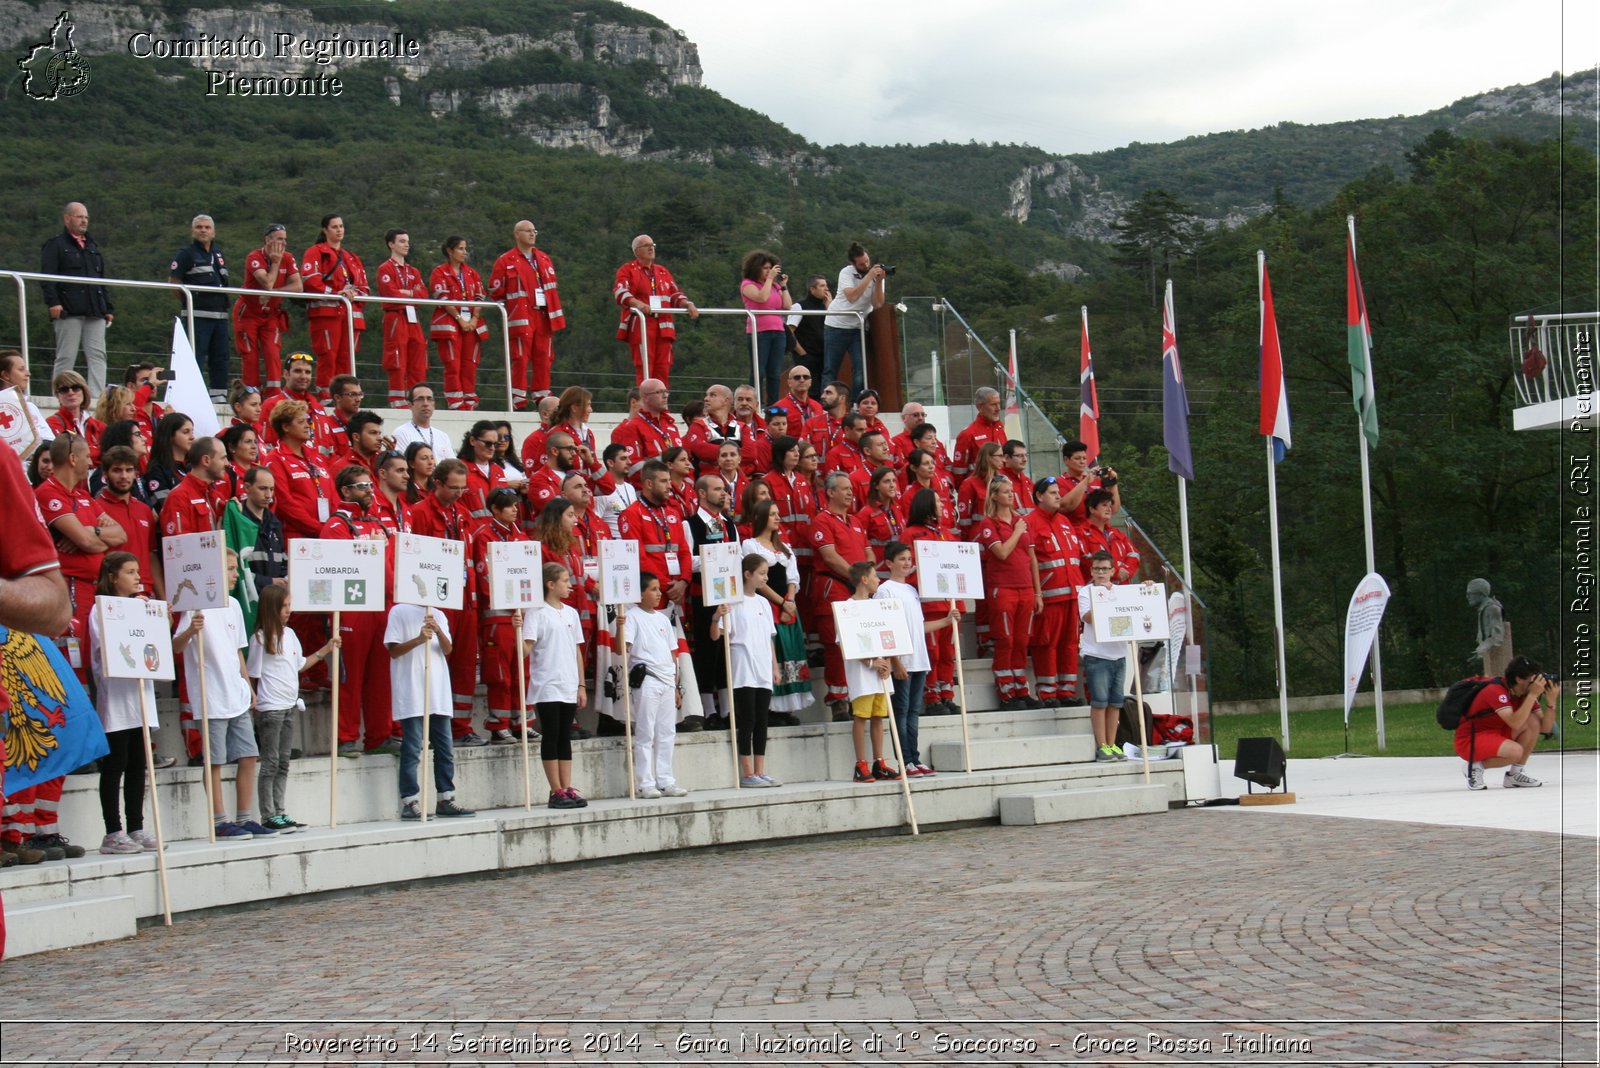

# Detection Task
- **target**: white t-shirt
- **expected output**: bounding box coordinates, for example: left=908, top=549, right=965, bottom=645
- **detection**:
left=876, top=580, right=930, bottom=674
left=725, top=593, right=776, bottom=691
left=1078, top=583, right=1125, bottom=661
left=596, top=480, right=638, bottom=540
left=826, top=264, right=877, bottom=329
left=845, top=650, right=891, bottom=702
left=178, top=600, right=252, bottom=720
left=247, top=628, right=306, bottom=712
left=523, top=601, right=584, bottom=704
left=391, top=422, right=456, bottom=461
left=88, top=607, right=158, bottom=733
left=624, top=608, right=676, bottom=683
left=384, top=603, right=453, bottom=719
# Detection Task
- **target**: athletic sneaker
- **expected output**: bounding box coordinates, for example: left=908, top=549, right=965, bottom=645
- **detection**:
left=758, top=774, right=783, bottom=787
left=1096, top=745, right=1119, bottom=762
left=400, top=801, right=422, bottom=821
left=549, top=790, right=577, bottom=810
left=661, top=785, right=688, bottom=797
left=740, top=774, right=765, bottom=788
left=435, top=798, right=476, bottom=817
left=454, top=732, right=488, bottom=748
left=264, top=815, right=299, bottom=834
left=1466, top=762, right=1487, bottom=791
left=853, top=760, right=874, bottom=783
left=337, top=741, right=363, bottom=758
left=872, top=760, right=901, bottom=781
left=489, top=729, right=516, bottom=746
left=638, top=786, right=663, bottom=799
left=128, top=828, right=159, bottom=849
left=215, top=821, right=254, bottom=840
left=235, top=820, right=277, bottom=837
left=1504, top=768, right=1543, bottom=788
left=100, top=831, right=142, bottom=855
left=903, top=764, right=924, bottom=778
left=564, top=787, right=589, bottom=809
left=916, top=763, right=936, bottom=777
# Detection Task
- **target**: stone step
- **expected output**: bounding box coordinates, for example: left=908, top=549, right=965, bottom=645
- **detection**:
left=998, top=783, right=1171, bottom=826
left=3, top=894, right=138, bottom=957
left=927, top=733, right=1096, bottom=772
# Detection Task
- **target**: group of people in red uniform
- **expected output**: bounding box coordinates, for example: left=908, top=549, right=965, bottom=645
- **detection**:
left=227, top=218, right=704, bottom=415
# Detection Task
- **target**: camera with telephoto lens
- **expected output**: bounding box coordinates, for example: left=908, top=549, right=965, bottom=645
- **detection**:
left=876, top=263, right=897, bottom=277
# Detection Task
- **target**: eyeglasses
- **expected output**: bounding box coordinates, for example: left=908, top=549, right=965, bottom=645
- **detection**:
left=475, top=438, right=498, bottom=448
left=340, top=390, right=363, bottom=399
left=347, top=481, right=374, bottom=491
left=55, top=384, right=83, bottom=394
left=636, top=243, right=656, bottom=250
left=792, top=374, right=811, bottom=380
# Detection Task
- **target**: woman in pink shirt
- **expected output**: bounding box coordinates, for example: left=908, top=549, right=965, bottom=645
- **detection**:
left=739, top=249, right=793, bottom=407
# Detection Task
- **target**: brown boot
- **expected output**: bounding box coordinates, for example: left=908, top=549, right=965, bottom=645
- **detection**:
left=1, top=842, right=46, bottom=865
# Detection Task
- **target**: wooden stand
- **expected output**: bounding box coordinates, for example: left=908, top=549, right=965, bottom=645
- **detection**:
left=1239, top=792, right=1298, bottom=806
left=328, top=610, right=341, bottom=827
left=137, top=686, right=172, bottom=926
left=882, top=676, right=919, bottom=836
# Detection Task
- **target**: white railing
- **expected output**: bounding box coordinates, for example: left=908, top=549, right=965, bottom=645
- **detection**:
left=1509, top=310, right=1598, bottom=409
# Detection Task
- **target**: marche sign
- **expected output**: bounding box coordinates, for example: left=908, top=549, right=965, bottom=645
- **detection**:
left=394, top=532, right=465, bottom=610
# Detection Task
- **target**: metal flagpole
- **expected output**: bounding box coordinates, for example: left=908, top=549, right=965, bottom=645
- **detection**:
left=1350, top=215, right=1386, bottom=751
left=1177, top=477, right=1198, bottom=729
left=1260, top=251, right=1290, bottom=752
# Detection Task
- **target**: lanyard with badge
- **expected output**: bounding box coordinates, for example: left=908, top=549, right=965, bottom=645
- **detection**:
left=644, top=501, right=681, bottom=578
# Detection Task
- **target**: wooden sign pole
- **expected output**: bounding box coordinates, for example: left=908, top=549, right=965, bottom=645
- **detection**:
left=137, top=686, right=172, bottom=926
left=328, top=610, right=341, bottom=827
left=195, top=650, right=216, bottom=843
left=618, top=606, right=636, bottom=800
left=882, top=675, right=919, bottom=836
left=952, top=624, right=973, bottom=773
left=420, top=611, right=432, bottom=824
left=515, top=610, right=532, bottom=810
left=1131, top=641, right=1151, bottom=784
left=722, top=628, right=740, bottom=789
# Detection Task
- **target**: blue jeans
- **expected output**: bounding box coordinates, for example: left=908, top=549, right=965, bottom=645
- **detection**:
left=399, top=715, right=455, bottom=802
left=890, top=670, right=927, bottom=765
left=822, top=325, right=865, bottom=399
left=1081, top=654, right=1126, bottom=710
left=754, top=330, right=788, bottom=406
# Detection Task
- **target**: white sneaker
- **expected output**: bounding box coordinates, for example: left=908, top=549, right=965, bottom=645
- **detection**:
left=661, top=785, right=688, bottom=797
left=637, top=787, right=662, bottom=800
left=127, top=828, right=159, bottom=850
left=100, top=831, right=142, bottom=855
left=1466, top=763, right=1486, bottom=790
left=1504, top=768, right=1543, bottom=788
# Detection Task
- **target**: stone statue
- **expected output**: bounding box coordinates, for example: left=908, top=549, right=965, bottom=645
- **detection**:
left=1466, top=578, right=1513, bottom=678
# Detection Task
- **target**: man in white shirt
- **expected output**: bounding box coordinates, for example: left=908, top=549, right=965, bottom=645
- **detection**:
left=822, top=242, right=886, bottom=402
left=389, top=384, right=455, bottom=460
left=594, top=442, right=638, bottom=539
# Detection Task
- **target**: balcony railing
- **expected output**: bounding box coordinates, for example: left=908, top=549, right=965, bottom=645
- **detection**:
left=1509, top=310, right=1598, bottom=431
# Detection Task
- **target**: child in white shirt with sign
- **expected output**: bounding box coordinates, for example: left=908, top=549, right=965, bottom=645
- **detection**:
left=174, top=548, right=270, bottom=840
left=523, top=562, right=588, bottom=810
left=711, top=553, right=781, bottom=788
left=248, top=585, right=339, bottom=832
left=386, top=603, right=476, bottom=820
left=625, top=572, right=685, bottom=799
left=89, top=552, right=160, bottom=855
left=843, top=561, right=899, bottom=784
left=876, top=540, right=957, bottom=777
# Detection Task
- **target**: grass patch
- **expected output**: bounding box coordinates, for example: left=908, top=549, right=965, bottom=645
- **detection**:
left=1209, top=697, right=1597, bottom=760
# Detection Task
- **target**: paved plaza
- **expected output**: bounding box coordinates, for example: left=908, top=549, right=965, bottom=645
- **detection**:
left=0, top=754, right=1595, bottom=1065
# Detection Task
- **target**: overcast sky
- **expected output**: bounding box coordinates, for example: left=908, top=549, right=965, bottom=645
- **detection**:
left=630, top=0, right=1596, bottom=155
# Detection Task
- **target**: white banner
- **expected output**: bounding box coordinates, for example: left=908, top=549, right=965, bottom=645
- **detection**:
left=394, top=532, right=465, bottom=610
left=1166, top=590, right=1189, bottom=683
left=597, top=538, right=641, bottom=606
left=913, top=540, right=984, bottom=601
left=95, top=596, right=175, bottom=681
left=163, top=530, right=229, bottom=613
left=699, top=542, right=744, bottom=607
left=288, top=538, right=388, bottom=613
left=833, top=597, right=914, bottom=661
left=0, top=387, right=43, bottom=460
left=1342, top=572, right=1391, bottom=723
left=166, top=318, right=221, bottom=437
left=487, top=540, right=544, bottom=610
left=1088, top=581, right=1171, bottom=643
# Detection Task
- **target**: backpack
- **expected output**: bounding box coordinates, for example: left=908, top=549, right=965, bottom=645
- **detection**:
left=1436, top=676, right=1500, bottom=730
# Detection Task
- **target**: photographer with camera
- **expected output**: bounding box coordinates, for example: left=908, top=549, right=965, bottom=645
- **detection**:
left=1454, top=655, right=1559, bottom=790
left=822, top=242, right=888, bottom=402
left=1059, top=439, right=1120, bottom=524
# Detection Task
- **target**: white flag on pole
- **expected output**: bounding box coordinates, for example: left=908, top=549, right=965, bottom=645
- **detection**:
left=166, top=318, right=220, bottom=437
left=1341, top=573, right=1391, bottom=724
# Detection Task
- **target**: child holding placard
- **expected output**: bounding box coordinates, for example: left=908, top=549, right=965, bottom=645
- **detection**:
left=174, top=548, right=273, bottom=839
left=711, top=553, right=781, bottom=788
left=625, top=572, right=686, bottom=800
left=877, top=541, right=957, bottom=778
left=523, top=562, right=588, bottom=810
left=386, top=603, right=476, bottom=820
left=844, top=561, right=899, bottom=783
left=89, top=552, right=160, bottom=854
left=249, top=586, right=340, bottom=832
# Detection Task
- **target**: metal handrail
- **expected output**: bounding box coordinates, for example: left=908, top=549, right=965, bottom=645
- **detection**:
left=3, top=269, right=512, bottom=402
left=1508, top=310, right=1598, bottom=409
left=630, top=305, right=868, bottom=405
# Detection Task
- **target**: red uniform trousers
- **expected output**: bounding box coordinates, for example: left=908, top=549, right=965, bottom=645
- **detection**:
left=437, top=330, right=482, bottom=410
left=1, top=777, right=65, bottom=845
left=337, top=611, right=393, bottom=748
left=479, top=615, right=526, bottom=733
left=627, top=322, right=675, bottom=389
left=811, top=572, right=852, bottom=705
left=444, top=607, right=480, bottom=738
left=1028, top=600, right=1074, bottom=703
left=924, top=599, right=956, bottom=703
left=383, top=315, right=429, bottom=408
left=510, top=325, right=556, bottom=409
left=235, top=311, right=286, bottom=391
left=309, top=317, right=361, bottom=392
left=990, top=586, right=1036, bottom=702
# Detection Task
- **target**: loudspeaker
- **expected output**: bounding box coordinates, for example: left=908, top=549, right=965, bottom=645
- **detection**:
left=1233, top=736, right=1287, bottom=791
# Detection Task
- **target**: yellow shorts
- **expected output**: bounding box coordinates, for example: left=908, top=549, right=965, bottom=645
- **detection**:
left=851, top=693, right=890, bottom=719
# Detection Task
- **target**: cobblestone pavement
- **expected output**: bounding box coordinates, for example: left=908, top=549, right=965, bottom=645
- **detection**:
left=0, top=811, right=1594, bottom=1065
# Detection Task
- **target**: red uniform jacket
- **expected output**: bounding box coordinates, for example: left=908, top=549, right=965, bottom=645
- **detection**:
left=610, top=410, right=683, bottom=480
left=429, top=262, right=491, bottom=342
left=300, top=242, right=369, bottom=330
left=613, top=260, right=687, bottom=341
left=490, top=246, right=566, bottom=336
left=684, top=416, right=741, bottom=476
left=951, top=415, right=1007, bottom=478
left=617, top=498, right=692, bottom=590
left=266, top=447, right=335, bottom=541
left=158, top=472, right=222, bottom=539
left=375, top=260, right=427, bottom=322
left=238, top=247, right=300, bottom=322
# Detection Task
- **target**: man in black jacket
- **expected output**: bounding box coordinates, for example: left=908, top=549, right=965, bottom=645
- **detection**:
left=40, top=202, right=113, bottom=397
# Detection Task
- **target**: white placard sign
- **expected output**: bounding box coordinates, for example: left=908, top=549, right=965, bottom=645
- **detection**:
left=163, top=530, right=229, bottom=613
left=1342, top=572, right=1392, bottom=722
left=95, top=596, right=175, bottom=681
left=699, top=542, right=744, bottom=607
left=394, top=532, right=465, bottom=610
left=597, top=538, right=641, bottom=606
left=0, top=387, right=42, bottom=460
left=833, top=597, right=915, bottom=661
left=488, top=540, right=545, bottom=610
left=288, top=538, right=388, bottom=613
left=913, top=540, right=984, bottom=601
left=1088, top=581, right=1171, bottom=643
